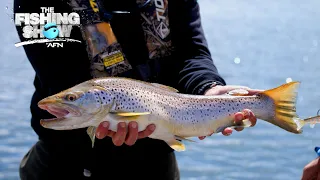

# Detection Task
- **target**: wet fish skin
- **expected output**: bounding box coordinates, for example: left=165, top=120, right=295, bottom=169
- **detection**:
left=38, top=77, right=308, bottom=151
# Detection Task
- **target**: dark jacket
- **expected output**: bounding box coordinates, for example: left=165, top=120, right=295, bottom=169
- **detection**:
left=14, top=0, right=226, bottom=179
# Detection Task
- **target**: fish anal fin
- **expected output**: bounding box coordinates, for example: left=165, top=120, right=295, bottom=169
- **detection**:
left=174, top=135, right=196, bottom=143
left=166, top=140, right=186, bottom=152
left=151, top=83, right=179, bottom=93
left=86, top=126, right=97, bottom=148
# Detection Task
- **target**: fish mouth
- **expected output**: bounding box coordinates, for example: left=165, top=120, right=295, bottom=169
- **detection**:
left=38, top=99, right=81, bottom=120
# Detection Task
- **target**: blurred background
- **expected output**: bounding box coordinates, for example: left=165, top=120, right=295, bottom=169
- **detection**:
left=1, top=0, right=320, bottom=179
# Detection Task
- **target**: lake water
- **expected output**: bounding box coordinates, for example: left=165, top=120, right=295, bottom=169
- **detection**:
left=1, top=0, right=320, bottom=179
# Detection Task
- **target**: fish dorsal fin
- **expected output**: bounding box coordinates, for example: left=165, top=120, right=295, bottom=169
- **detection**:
left=151, top=83, right=179, bottom=93
left=86, top=126, right=97, bottom=148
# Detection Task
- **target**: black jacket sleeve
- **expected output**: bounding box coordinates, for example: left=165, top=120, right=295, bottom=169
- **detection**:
left=171, top=0, right=226, bottom=95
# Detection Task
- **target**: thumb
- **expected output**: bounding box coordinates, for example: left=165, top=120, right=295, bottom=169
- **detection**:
left=246, top=89, right=264, bottom=95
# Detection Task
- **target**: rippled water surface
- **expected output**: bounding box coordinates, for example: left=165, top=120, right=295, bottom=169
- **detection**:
left=1, top=0, right=320, bottom=179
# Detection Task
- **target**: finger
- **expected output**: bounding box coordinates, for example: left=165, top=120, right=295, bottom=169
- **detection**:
left=234, top=112, right=245, bottom=132
left=106, top=130, right=116, bottom=138
left=222, top=128, right=233, bottom=136
left=95, top=121, right=110, bottom=139
left=205, top=85, right=249, bottom=96
left=125, top=121, right=139, bottom=146
left=246, top=89, right=264, bottom=95
left=112, top=122, right=127, bottom=146
left=244, top=109, right=257, bottom=127
left=138, top=124, right=156, bottom=139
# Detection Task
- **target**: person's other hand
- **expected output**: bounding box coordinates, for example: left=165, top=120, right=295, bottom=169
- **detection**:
left=199, top=85, right=263, bottom=140
left=95, top=121, right=156, bottom=146
left=301, top=157, right=320, bottom=180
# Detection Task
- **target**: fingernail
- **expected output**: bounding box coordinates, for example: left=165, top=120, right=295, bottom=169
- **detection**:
left=149, top=124, right=155, bottom=131
left=102, top=121, right=109, bottom=128
left=120, top=123, right=126, bottom=128
left=131, top=122, right=137, bottom=128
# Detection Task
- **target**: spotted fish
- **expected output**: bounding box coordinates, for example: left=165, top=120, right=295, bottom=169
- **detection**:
left=38, top=77, right=311, bottom=151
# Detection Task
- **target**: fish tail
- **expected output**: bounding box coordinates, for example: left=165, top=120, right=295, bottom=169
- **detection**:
left=260, top=81, right=302, bottom=134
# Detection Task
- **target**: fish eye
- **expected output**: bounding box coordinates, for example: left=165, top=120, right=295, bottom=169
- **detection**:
left=65, top=93, right=77, bottom=101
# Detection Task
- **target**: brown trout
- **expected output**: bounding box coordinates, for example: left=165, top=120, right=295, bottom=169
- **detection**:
left=38, top=77, right=311, bottom=151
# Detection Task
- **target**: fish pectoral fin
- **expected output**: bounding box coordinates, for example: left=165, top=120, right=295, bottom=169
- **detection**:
left=151, top=83, right=179, bottom=93
left=86, top=126, right=97, bottom=148
left=227, top=89, right=250, bottom=96
left=166, top=140, right=186, bottom=152
left=107, top=112, right=150, bottom=122
left=110, top=112, right=151, bottom=117
left=174, top=135, right=196, bottom=143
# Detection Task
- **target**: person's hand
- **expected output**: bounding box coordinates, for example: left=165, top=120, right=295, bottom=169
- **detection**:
left=95, top=121, right=156, bottom=146
left=198, top=85, right=263, bottom=140
left=301, top=157, right=320, bottom=180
